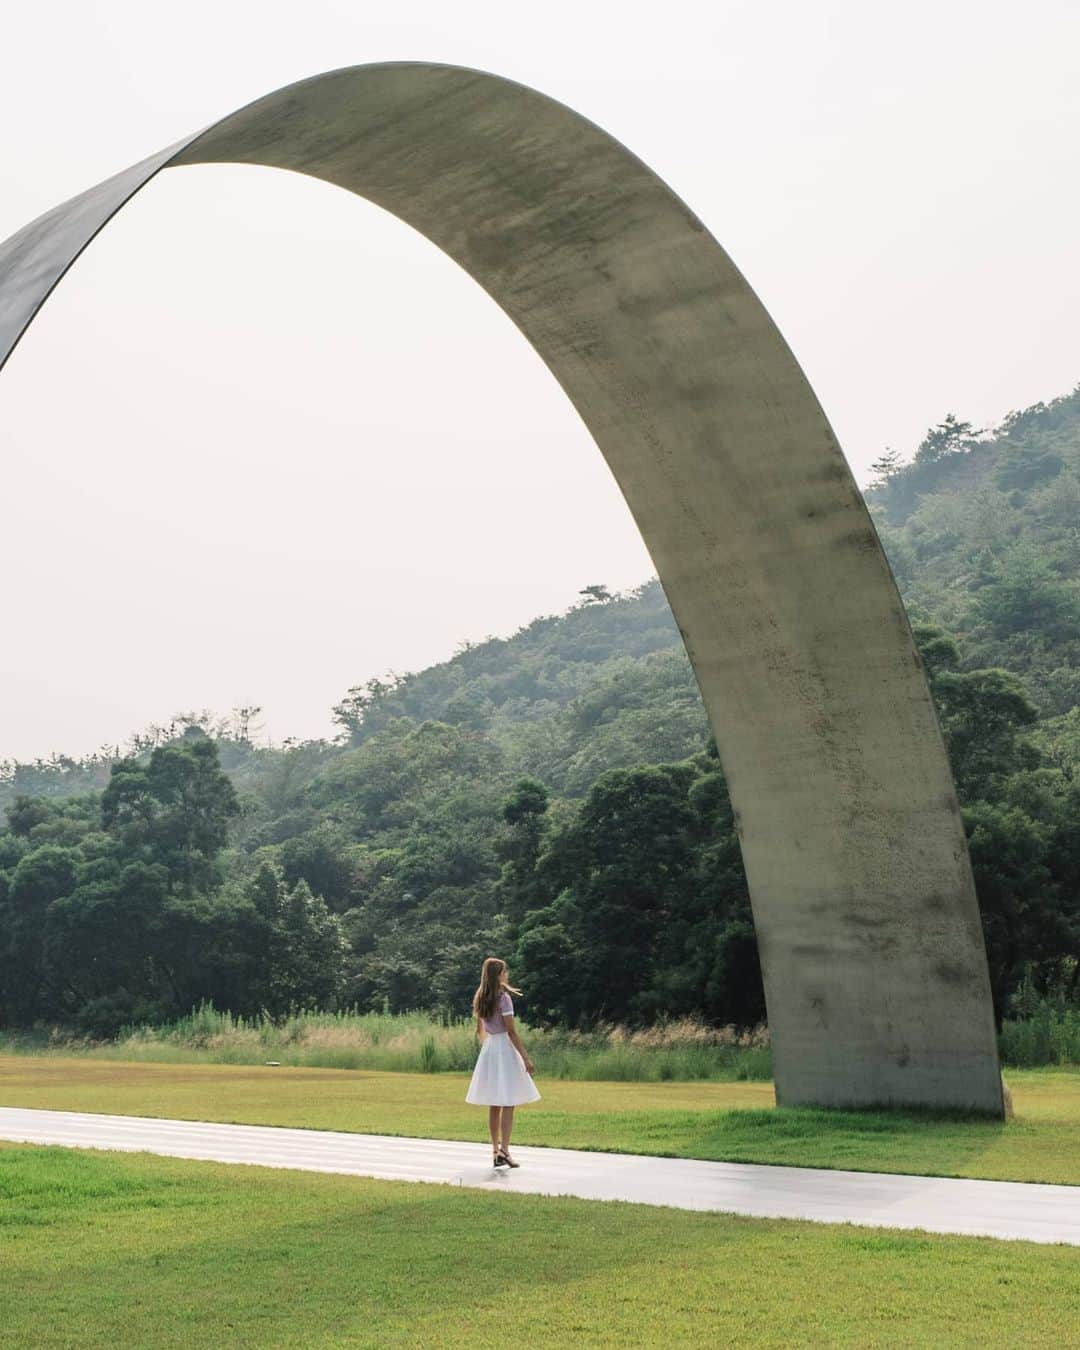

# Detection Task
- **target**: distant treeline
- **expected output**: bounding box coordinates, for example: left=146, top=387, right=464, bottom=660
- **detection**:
left=2, top=386, right=1079, bottom=1037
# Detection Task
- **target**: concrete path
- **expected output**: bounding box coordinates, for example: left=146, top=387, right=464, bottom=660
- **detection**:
left=1, top=1106, right=1076, bottom=1246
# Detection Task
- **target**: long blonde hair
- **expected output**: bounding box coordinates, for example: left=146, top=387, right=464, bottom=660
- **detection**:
left=472, top=956, right=522, bottom=1021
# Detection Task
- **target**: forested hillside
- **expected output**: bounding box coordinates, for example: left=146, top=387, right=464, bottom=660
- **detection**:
left=868, top=388, right=1080, bottom=733
left=2, top=385, right=1078, bottom=1037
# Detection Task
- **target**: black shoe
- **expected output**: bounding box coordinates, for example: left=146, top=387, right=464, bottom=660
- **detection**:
left=493, top=1152, right=507, bottom=1167
left=498, top=1146, right=520, bottom=1169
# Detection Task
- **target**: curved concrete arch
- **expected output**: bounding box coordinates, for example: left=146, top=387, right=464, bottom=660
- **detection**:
left=0, top=63, right=1003, bottom=1114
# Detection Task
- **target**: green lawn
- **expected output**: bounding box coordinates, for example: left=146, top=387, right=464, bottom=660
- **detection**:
left=2, top=1055, right=1078, bottom=1185
left=1, top=1143, right=1077, bottom=1348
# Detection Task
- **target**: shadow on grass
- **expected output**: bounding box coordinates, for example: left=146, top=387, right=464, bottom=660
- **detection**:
left=662, top=1103, right=1012, bottom=1177
left=5, top=1144, right=1078, bottom=1350
left=508, top=1101, right=1015, bottom=1181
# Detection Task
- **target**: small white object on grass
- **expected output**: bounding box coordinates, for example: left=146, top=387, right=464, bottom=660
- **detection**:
left=264, top=1061, right=281, bottom=1067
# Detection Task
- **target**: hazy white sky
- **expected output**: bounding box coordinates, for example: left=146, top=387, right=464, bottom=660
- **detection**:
left=2, top=0, right=1078, bottom=762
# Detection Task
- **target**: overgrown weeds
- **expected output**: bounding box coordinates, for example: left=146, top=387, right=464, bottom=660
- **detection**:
left=3, top=991, right=1076, bottom=1079
left=0, top=1007, right=774, bottom=1081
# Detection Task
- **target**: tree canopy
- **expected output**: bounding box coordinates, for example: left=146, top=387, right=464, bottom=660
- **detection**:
left=3, top=384, right=1079, bottom=1034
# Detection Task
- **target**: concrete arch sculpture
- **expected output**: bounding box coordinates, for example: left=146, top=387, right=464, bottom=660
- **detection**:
left=0, top=63, right=1003, bottom=1114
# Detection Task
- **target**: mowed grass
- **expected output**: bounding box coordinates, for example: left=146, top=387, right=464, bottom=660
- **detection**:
left=1, top=1144, right=1077, bottom=1349
left=2, top=1055, right=1079, bottom=1185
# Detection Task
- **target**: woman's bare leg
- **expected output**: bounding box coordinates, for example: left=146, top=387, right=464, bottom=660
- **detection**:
left=500, top=1106, right=515, bottom=1150
left=488, top=1106, right=501, bottom=1150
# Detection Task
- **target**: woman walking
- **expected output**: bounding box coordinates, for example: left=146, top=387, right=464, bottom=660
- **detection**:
left=466, top=956, right=540, bottom=1168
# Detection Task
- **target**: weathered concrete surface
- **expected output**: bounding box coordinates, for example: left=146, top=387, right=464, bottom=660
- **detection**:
left=0, top=63, right=1003, bottom=1114
left=5, top=1108, right=1073, bottom=1243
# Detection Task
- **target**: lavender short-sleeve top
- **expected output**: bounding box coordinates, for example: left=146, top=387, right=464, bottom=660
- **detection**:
left=481, top=990, right=514, bottom=1035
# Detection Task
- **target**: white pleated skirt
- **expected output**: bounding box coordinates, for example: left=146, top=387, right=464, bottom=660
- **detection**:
left=466, top=1032, right=542, bottom=1106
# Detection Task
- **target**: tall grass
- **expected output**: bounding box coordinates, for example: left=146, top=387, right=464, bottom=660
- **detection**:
left=999, top=969, right=1080, bottom=1068
left=1000, top=1001, right=1080, bottom=1067
left=0, top=1004, right=774, bottom=1082
left=5, top=994, right=1076, bottom=1079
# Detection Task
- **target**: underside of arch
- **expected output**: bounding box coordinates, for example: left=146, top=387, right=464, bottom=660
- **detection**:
left=0, top=62, right=1003, bottom=1114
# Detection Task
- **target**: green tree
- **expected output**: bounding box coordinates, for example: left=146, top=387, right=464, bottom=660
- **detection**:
left=914, top=414, right=979, bottom=465
left=1, top=845, right=80, bottom=1021
left=630, top=766, right=762, bottom=1026
left=933, top=668, right=1040, bottom=801
left=868, top=448, right=903, bottom=487
left=43, top=859, right=172, bottom=1029
left=514, top=891, right=588, bottom=1027
left=5, top=796, right=50, bottom=837
left=970, top=542, right=1079, bottom=640
left=241, top=860, right=349, bottom=1017
left=495, top=778, right=550, bottom=930
left=911, top=622, right=960, bottom=680
left=277, top=824, right=358, bottom=913
left=579, top=584, right=613, bottom=605
left=330, top=675, right=409, bottom=744
left=993, top=441, right=1064, bottom=492
left=537, top=764, right=697, bottom=1022
left=102, top=738, right=240, bottom=892
left=964, top=801, right=1066, bottom=1019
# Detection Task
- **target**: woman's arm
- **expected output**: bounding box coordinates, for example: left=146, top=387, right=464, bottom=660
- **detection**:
left=502, top=1014, right=534, bottom=1074
left=475, top=1014, right=485, bottom=1041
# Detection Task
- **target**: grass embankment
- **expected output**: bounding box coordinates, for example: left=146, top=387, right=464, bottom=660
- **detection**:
left=0, top=1005, right=773, bottom=1081
left=2, top=1145, right=1077, bottom=1349
left=3, top=1056, right=1079, bottom=1185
